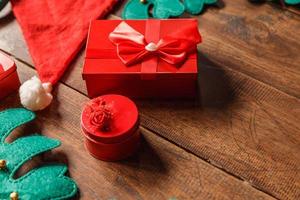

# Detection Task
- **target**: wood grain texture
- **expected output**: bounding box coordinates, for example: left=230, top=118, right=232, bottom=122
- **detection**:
left=61, top=10, right=299, bottom=200
left=116, top=0, right=300, bottom=97
left=197, top=0, right=300, bottom=98
left=0, top=14, right=32, bottom=64
left=1, top=1, right=299, bottom=99
left=0, top=1, right=299, bottom=199
left=138, top=56, right=300, bottom=199
left=0, top=60, right=273, bottom=200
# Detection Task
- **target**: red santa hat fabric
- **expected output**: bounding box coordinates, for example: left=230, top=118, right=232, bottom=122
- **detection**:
left=11, top=0, right=117, bottom=111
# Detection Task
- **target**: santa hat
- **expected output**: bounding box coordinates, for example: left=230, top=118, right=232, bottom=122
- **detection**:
left=11, top=0, right=117, bottom=111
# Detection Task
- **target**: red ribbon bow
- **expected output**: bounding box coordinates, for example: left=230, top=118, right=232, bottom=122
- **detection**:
left=109, top=21, right=202, bottom=66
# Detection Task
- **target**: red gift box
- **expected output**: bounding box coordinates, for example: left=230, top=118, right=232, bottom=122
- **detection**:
left=81, top=94, right=140, bottom=161
left=83, top=19, right=201, bottom=98
left=0, top=51, right=20, bottom=100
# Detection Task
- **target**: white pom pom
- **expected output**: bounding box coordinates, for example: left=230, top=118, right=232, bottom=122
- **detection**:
left=19, top=76, right=53, bottom=111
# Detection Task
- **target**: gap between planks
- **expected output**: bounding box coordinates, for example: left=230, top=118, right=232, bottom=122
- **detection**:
left=268, top=1, right=300, bottom=16
left=3, top=12, right=299, bottom=102
left=10, top=53, right=278, bottom=199
left=140, top=125, right=279, bottom=200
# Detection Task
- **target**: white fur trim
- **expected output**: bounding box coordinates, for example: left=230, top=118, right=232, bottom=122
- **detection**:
left=19, top=76, right=53, bottom=111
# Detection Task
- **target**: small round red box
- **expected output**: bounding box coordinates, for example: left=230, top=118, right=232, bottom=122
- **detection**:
left=81, top=94, right=140, bottom=161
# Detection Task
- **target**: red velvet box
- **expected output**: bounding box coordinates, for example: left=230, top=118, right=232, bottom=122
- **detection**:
left=83, top=19, right=201, bottom=98
left=81, top=94, right=140, bottom=161
left=0, top=52, right=20, bottom=100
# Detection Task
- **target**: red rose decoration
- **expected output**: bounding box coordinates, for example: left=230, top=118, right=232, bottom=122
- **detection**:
left=88, top=98, right=113, bottom=132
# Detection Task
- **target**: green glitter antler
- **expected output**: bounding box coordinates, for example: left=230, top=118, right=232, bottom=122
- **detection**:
left=122, top=0, right=217, bottom=19
left=0, top=108, right=77, bottom=200
left=184, top=0, right=217, bottom=15
left=282, top=0, right=300, bottom=5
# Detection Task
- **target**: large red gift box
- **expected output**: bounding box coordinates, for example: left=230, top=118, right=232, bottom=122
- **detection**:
left=0, top=52, right=20, bottom=100
left=83, top=19, right=201, bottom=98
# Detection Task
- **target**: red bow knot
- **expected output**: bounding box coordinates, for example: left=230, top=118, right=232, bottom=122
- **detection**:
left=109, top=21, right=201, bottom=66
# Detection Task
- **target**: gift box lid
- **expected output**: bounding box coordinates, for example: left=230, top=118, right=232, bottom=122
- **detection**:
left=83, top=19, right=200, bottom=80
left=0, top=51, right=16, bottom=80
left=81, top=94, right=139, bottom=144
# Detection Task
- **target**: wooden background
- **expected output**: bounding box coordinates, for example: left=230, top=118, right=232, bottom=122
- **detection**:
left=0, top=0, right=299, bottom=199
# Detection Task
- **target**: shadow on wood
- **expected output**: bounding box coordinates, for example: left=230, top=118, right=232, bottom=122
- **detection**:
left=134, top=51, right=236, bottom=116
left=117, top=134, right=167, bottom=185
left=198, top=52, right=235, bottom=109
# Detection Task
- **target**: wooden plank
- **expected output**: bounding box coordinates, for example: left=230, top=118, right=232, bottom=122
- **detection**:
left=138, top=57, right=300, bottom=199
left=268, top=1, right=300, bottom=16
left=0, top=60, right=273, bottom=200
left=1, top=1, right=299, bottom=98
left=0, top=16, right=32, bottom=64
left=112, top=0, right=300, bottom=98
left=59, top=30, right=300, bottom=199
left=59, top=52, right=300, bottom=199
left=0, top=1, right=299, bottom=199
left=196, top=0, right=300, bottom=98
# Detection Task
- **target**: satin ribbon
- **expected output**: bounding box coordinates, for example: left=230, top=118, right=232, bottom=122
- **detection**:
left=0, top=64, right=4, bottom=73
left=109, top=21, right=202, bottom=67
left=0, top=63, right=9, bottom=71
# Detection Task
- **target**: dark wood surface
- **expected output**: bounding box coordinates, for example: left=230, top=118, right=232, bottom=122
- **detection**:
left=0, top=0, right=299, bottom=199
